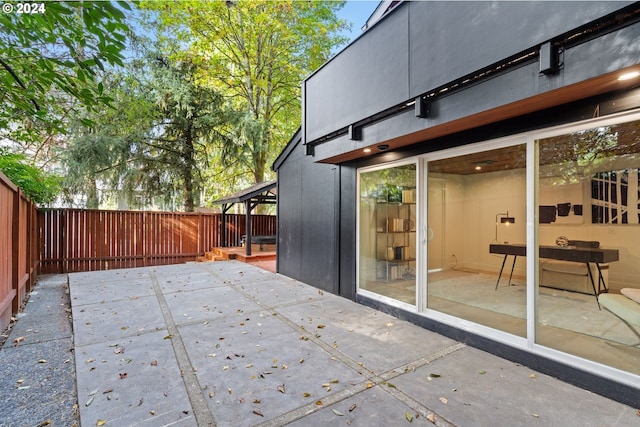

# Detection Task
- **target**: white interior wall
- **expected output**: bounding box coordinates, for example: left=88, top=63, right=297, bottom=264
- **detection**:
left=437, top=168, right=640, bottom=290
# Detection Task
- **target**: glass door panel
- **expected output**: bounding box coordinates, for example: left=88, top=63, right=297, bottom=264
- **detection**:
left=536, top=120, right=640, bottom=376
left=359, top=164, right=417, bottom=305
left=426, top=145, right=527, bottom=337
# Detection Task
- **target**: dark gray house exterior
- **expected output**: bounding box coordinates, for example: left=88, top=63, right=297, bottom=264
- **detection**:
left=274, top=1, right=640, bottom=404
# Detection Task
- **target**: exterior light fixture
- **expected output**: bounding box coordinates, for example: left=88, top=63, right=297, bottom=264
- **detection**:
left=618, top=71, right=640, bottom=81
left=363, top=148, right=372, bottom=153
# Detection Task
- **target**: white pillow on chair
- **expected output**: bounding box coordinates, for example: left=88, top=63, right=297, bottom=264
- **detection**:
left=620, top=288, right=640, bottom=304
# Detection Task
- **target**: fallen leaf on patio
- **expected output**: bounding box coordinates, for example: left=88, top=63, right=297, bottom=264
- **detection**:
left=113, top=347, right=125, bottom=354
left=138, top=398, right=143, bottom=406
left=479, top=370, right=486, bottom=375
left=366, top=382, right=373, bottom=389
left=88, top=389, right=99, bottom=396
left=122, top=358, right=132, bottom=364
left=103, top=388, right=113, bottom=394
left=253, top=409, right=264, bottom=417
left=119, top=372, right=127, bottom=379
left=303, top=392, right=311, bottom=398
left=209, top=391, right=215, bottom=398
left=317, top=324, right=325, bottom=329
left=405, top=412, right=413, bottom=422
left=315, top=400, right=323, bottom=405
left=532, top=414, right=539, bottom=418
left=34, top=421, right=50, bottom=427
left=164, top=334, right=173, bottom=340
left=38, top=359, right=47, bottom=364
left=245, top=363, right=253, bottom=368
left=150, top=410, right=155, bottom=416
left=86, top=358, right=95, bottom=363
left=299, top=358, right=305, bottom=364
left=239, top=397, right=245, bottom=403
left=349, top=403, right=357, bottom=412
left=96, top=420, right=106, bottom=426
left=333, top=341, right=338, bottom=348
left=228, top=388, right=232, bottom=394
left=332, top=409, right=344, bottom=416
left=150, top=360, right=158, bottom=366
left=13, top=336, right=25, bottom=346
left=426, top=413, right=436, bottom=423
left=85, top=396, right=94, bottom=407
left=529, top=374, right=536, bottom=378
left=277, top=384, right=285, bottom=394
left=385, top=382, right=396, bottom=389
left=121, top=326, right=127, bottom=330
left=429, top=373, right=441, bottom=378
left=439, top=397, right=448, bottom=404
left=318, top=290, right=324, bottom=295
left=253, top=399, right=260, bottom=404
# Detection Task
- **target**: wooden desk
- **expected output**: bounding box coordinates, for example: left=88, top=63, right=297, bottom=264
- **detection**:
left=489, top=243, right=619, bottom=308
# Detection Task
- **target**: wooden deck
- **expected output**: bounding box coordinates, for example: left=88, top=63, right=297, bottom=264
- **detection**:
left=199, top=244, right=276, bottom=272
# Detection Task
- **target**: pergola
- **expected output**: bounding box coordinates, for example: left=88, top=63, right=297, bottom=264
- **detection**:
left=211, top=180, right=277, bottom=256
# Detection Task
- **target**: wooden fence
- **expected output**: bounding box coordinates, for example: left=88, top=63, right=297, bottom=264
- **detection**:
left=0, top=172, right=39, bottom=332
left=38, top=209, right=277, bottom=274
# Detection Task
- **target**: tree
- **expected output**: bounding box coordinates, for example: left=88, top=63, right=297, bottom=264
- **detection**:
left=144, top=0, right=348, bottom=184
left=0, top=148, right=61, bottom=205
left=0, top=1, right=131, bottom=148
left=62, top=52, right=229, bottom=211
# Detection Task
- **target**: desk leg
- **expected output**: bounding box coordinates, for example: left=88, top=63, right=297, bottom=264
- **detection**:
left=586, top=263, right=601, bottom=310
left=595, top=263, right=607, bottom=294
left=495, top=255, right=508, bottom=290
left=508, top=255, right=517, bottom=287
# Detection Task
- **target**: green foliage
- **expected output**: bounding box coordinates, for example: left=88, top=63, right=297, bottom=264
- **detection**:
left=0, top=148, right=61, bottom=205
left=143, top=0, right=348, bottom=184
left=0, top=1, right=131, bottom=143
left=62, top=51, right=230, bottom=211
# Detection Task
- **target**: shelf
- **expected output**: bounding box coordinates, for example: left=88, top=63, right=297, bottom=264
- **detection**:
left=379, top=258, right=416, bottom=263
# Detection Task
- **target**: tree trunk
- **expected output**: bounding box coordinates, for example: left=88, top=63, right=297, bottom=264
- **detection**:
left=182, top=128, right=196, bottom=212
left=86, top=178, right=99, bottom=209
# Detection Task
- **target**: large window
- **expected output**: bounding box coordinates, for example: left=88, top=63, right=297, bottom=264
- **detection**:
left=356, top=112, right=640, bottom=382
left=426, top=144, right=527, bottom=337
left=358, top=163, right=417, bottom=305
left=536, top=120, right=640, bottom=374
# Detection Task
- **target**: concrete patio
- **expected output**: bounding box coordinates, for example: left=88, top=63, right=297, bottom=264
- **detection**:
left=2, top=260, right=638, bottom=426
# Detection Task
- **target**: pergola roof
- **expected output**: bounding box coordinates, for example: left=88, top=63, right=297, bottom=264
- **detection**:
left=210, top=179, right=277, bottom=256
left=212, top=180, right=277, bottom=206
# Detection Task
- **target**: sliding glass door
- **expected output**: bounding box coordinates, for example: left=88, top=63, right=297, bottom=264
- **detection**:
left=358, top=162, right=417, bottom=306
left=425, top=144, right=528, bottom=337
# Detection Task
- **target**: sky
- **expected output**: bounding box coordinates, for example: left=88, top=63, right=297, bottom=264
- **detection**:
left=337, top=1, right=380, bottom=45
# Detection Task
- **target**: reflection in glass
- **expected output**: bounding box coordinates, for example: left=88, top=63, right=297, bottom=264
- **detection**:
left=537, top=119, right=640, bottom=375
left=359, top=164, right=417, bottom=305
left=426, top=145, right=527, bottom=337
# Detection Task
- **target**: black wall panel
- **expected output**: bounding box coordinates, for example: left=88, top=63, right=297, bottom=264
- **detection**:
left=276, top=138, right=341, bottom=293
left=304, top=4, right=410, bottom=141
left=407, top=1, right=630, bottom=96
left=304, top=1, right=633, bottom=144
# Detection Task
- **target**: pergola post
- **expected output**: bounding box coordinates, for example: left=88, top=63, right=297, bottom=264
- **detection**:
left=245, top=199, right=252, bottom=256
left=221, top=203, right=227, bottom=247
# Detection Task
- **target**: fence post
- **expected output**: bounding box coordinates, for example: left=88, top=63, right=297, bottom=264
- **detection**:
left=11, top=189, right=20, bottom=314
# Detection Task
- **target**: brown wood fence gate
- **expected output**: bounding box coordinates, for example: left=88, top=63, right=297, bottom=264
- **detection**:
left=38, top=209, right=276, bottom=274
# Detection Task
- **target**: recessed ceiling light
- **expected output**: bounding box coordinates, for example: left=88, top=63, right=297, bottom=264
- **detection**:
left=618, top=71, right=640, bottom=81
left=363, top=148, right=371, bottom=153
left=475, top=166, right=482, bottom=171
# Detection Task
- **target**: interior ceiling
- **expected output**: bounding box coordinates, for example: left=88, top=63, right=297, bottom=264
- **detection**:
left=429, top=120, right=640, bottom=175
